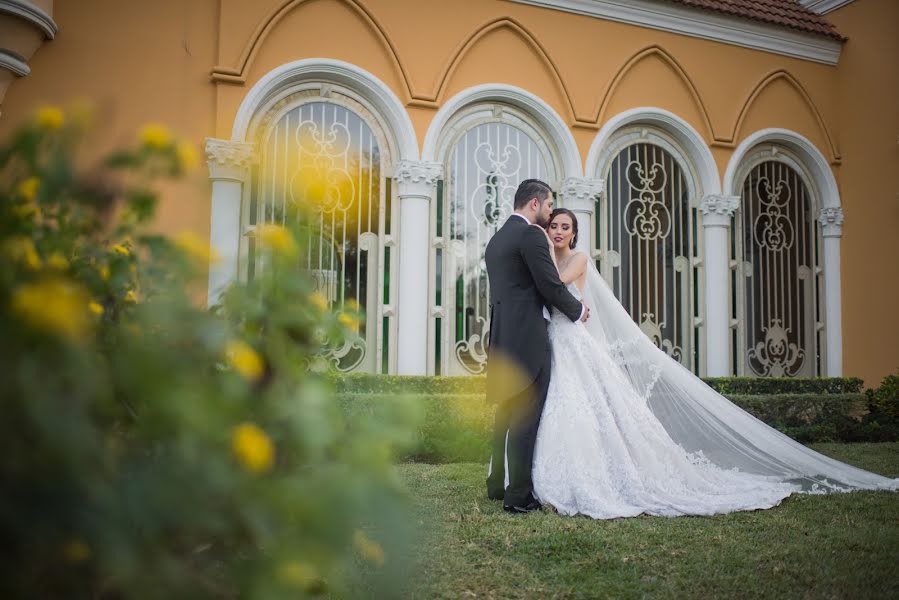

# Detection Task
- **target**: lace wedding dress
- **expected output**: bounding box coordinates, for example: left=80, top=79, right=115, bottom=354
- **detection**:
left=532, top=259, right=898, bottom=519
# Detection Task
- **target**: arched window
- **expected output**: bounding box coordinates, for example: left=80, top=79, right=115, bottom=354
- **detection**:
left=733, top=150, right=822, bottom=376
left=429, top=103, right=561, bottom=375
left=596, top=129, right=704, bottom=373
left=245, top=91, right=397, bottom=373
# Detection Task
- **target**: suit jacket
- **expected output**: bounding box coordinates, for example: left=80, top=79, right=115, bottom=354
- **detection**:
left=485, top=216, right=583, bottom=400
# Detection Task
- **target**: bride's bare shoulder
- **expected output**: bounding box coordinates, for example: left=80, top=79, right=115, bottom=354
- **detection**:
left=570, top=251, right=589, bottom=269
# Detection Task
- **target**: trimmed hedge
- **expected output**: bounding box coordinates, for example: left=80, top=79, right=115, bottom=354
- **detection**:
left=338, top=391, right=885, bottom=464
left=729, top=393, right=868, bottom=444
left=332, top=374, right=864, bottom=396
left=334, top=371, right=898, bottom=461
left=332, top=374, right=487, bottom=395
left=339, top=393, right=490, bottom=463
left=703, top=377, right=864, bottom=395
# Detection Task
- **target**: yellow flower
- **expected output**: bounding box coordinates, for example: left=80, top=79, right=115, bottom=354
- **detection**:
left=35, top=106, right=64, bottom=130
left=63, top=539, right=91, bottom=563
left=99, top=265, right=110, bottom=281
left=88, top=301, right=104, bottom=316
left=353, top=530, right=385, bottom=567
left=3, top=236, right=42, bottom=270
left=173, top=231, right=219, bottom=264
left=12, top=278, right=91, bottom=341
left=345, top=298, right=360, bottom=312
left=254, top=224, right=298, bottom=256
left=47, top=253, right=69, bottom=270
left=225, top=339, right=264, bottom=381
left=338, top=312, right=359, bottom=329
left=231, top=422, right=274, bottom=473
left=17, top=177, right=40, bottom=201
left=175, top=140, right=198, bottom=171
left=12, top=203, right=42, bottom=221
left=277, top=561, right=318, bottom=589
left=309, top=292, right=328, bottom=312
left=139, top=123, right=172, bottom=149
left=112, top=243, right=130, bottom=256
left=124, top=290, right=138, bottom=303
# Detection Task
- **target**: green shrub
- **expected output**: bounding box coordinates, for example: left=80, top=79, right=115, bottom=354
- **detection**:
left=333, top=374, right=865, bottom=396
left=340, top=394, right=491, bottom=463
left=702, top=376, right=864, bottom=395
left=728, top=393, right=868, bottom=443
left=0, top=109, right=416, bottom=599
left=856, top=370, right=899, bottom=442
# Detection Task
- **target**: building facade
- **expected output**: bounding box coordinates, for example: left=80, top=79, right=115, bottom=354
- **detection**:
left=1, top=0, right=896, bottom=384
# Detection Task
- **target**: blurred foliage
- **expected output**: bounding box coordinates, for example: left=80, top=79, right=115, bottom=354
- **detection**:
left=0, top=108, right=419, bottom=599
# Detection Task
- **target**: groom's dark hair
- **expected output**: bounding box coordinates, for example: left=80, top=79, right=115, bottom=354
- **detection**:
left=514, top=179, right=552, bottom=210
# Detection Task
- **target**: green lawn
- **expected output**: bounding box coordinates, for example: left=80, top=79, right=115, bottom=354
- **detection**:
left=395, top=443, right=899, bottom=599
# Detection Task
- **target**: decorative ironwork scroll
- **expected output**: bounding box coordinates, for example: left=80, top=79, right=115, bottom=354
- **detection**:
left=739, top=160, right=817, bottom=377
left=601, top=142, right=697, bottom=370
left=252, top=100, right=387, bottom=372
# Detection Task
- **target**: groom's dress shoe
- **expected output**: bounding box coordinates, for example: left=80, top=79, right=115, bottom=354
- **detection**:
left=503, top=499, right=542, bottom=514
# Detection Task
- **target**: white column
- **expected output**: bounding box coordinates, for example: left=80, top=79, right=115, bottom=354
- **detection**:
left=394, top=159, right=443, bottom=375
left=818, top=207, right=844, bottom=376
left=700, top=194, right=740, bottom=377
left=205, top=138, right=256, bottom=306
left=559, top=177, right=603, bottom=254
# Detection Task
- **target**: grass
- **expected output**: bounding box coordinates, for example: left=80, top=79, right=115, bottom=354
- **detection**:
left=394, top=443, right=899, bottom=599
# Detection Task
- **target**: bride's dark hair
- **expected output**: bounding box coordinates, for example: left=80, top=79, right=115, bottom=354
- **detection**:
left=548, top=208, right=579, bottom=250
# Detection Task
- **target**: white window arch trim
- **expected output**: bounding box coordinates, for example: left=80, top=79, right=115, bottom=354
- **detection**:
left=593, top=125, right=707, bottom=375
left=230, top=58, right=418, bottom=159
left=431, top=102, right=565, bottom=187
left=586, top=107, right=720, bottom=195
left=422, top=84, right=582, bottom=178
left=724, top=128, right=843, bottom=376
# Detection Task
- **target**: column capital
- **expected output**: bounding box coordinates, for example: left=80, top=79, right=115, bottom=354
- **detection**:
left=205, top=138, right=257, bottom=182
left=559, top=177, right=603, bottom=212
left=394, top=159, right=443, bottom=198
left=818, top=206, right=844, bottom=237
left=700, top=194, right=740, bottom=227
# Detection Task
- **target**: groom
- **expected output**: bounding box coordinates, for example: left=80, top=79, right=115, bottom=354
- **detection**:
left=485, top=179, right=589, bottom=513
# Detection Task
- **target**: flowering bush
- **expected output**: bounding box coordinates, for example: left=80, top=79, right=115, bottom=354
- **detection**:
left=0, top=109, right=417, bottom=598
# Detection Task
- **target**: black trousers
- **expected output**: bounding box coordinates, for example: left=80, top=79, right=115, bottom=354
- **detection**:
left=486, top=345, right=552, bottom=507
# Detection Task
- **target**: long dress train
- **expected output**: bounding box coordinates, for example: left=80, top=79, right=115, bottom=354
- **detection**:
left=532, top=262, right=897, bottom=519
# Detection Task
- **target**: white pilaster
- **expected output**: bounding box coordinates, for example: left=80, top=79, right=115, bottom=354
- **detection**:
left=700, top=194, right=740, bottom=376
left=394, top=159, right=443, bottom=375
left=818, top=207, right=844, bottom=376
left=205, top=138, right=256, bottom=306
left=558, top=177, right=603, bottom=254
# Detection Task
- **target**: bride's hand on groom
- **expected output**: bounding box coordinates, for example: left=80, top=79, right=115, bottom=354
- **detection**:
left=580, top=303, right=590, bottom=322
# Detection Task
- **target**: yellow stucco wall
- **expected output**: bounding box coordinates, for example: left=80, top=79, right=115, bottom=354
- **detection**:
left=827, top=0, right=899, bottom=388
left=0, top=0, right=895, bottom=384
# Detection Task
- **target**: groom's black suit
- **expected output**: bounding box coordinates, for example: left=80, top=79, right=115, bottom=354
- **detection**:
left=485, top=214, right=583, bottom=507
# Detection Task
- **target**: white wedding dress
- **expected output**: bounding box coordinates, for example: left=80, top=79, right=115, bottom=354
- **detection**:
left=532, top=258, right=898, bottom=519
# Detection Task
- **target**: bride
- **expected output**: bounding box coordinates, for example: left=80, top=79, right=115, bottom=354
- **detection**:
left=530, top=207, right=898, bottom=519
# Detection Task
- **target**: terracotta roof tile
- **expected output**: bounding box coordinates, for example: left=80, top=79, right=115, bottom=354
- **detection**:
left=662, top=0, right=844, bottom=40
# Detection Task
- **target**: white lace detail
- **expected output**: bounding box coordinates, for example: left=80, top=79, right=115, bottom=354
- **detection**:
left=531, top=268, right=898, bottom=520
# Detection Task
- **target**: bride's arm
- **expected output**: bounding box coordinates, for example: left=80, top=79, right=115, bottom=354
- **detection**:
left=559, top=252, right=588, bottom=285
